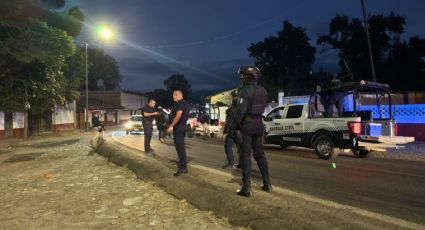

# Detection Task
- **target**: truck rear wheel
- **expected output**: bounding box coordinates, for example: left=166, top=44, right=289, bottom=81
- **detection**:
left=313, top=135, right=335, bottom=159
left=352, top=148, right=370, bottom=158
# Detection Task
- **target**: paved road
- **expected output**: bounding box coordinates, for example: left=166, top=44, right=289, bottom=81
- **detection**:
left=112, top=130, right=425, bottom=226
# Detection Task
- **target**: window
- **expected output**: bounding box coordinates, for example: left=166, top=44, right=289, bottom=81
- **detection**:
left=266, top=107, right=285, bottom=121
left=286, top=105, right=303, bottom=118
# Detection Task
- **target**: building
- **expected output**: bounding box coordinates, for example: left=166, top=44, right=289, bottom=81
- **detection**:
left=206, top=88, right=238, bottom=125
left=76, top=90, right=148, bottom=129
left=0, top=101, right=76, bottom=139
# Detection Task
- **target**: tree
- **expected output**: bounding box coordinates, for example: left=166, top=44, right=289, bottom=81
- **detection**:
left=145, top=89, right=174, bottom=109
left=164, top=74, right=192, bottom=99
left=0, top=0, right=84, bottom=113
left=385, top=36, right=425, bottom=90
left=317, top=13, right=425, bottom=90
left=83, top=48, right=122, bottom=91
left=248, top=21, right=316, bottom=100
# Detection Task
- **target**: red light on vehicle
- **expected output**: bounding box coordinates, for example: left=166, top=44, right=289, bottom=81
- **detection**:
left=348, top=122, right=362, bottom=136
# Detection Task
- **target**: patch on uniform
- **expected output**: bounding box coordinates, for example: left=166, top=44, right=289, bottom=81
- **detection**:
left=239, top=98, right=243, bottom=104
left=343, top=133, right=350, bottom=140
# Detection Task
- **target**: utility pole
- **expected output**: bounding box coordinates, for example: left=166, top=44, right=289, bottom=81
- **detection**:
left=361, top=0, right=377, bottom=82
left=85, top=42, right=89, bottom=132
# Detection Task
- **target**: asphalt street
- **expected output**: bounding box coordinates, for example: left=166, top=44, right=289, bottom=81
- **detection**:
left=112, top=130, right=425, bottom=226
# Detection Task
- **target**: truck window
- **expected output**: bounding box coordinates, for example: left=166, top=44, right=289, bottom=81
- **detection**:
left=266, top=107, right=285, bottom=121
left=286, top=105, right=303, bottom=118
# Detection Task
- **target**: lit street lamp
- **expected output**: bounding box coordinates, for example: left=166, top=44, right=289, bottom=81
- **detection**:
left=85, top=25, right=114, bottom=132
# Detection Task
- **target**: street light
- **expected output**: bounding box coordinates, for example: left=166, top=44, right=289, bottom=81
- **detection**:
left=85, top=25, right=115, bottom=132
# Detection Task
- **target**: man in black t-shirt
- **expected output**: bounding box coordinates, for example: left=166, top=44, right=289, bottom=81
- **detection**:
left=142, top=99, right=160, bottom=153
left=166, top=90, right=190, bottom=176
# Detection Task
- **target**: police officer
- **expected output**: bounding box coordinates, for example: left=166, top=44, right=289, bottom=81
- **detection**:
left=142, top=99, right=160, bottom=154
left=166, top=90, right=190, bottom=176
left=233, top=66, right=271, bottom=197
left=156, top=106, right=169, bottom=143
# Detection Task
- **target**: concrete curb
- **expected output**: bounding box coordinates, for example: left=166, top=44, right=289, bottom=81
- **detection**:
left=96, top=140, right=308, bottom=229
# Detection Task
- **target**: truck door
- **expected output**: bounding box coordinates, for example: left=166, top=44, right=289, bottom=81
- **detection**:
left=280, top=105, right=306, bottom=145
left=264, top=106, right=285, bottom=141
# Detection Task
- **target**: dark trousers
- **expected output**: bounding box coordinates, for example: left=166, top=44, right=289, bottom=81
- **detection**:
left=158, top=129, right=165, bottom=139
left=224, top=135, right=235, bottom=165
left=173, top=126, right=187, bottom=169
left=143, top=123, right=153, bottom=151
left=239, top=122, right=270, bottom=189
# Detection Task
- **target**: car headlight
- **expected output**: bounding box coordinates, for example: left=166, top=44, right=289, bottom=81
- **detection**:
left=125, top=123, right=132, bottom=128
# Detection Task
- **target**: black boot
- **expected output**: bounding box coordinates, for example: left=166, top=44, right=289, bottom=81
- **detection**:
left=173, top=167, right=188, bottom=176
left=261, top=184, right=272, bottom=192
left=237, top=187, right=252, bottom=197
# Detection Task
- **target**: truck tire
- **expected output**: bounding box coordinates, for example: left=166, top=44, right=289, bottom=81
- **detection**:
left=313, top=135, right=335, bottom=159
left=352, top=148, right=370, bottom=158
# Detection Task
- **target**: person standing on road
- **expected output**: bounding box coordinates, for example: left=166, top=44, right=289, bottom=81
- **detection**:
left=156, top=106, right=169, bottom=143
left=167, top=90, right=190, bottom=176
left=143, top=99, right=160, bottom=154
left=222, top=94, right=239, bottom=169
left=233, top=66, right=271, bottom=197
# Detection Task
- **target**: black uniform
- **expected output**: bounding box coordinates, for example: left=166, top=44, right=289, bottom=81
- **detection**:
left=156, top=109, right=168, bottom=140
left=171, top=100, right=190, bottom=170
left=234, top=81, right=270, bottom=193
left=223, top=106, right=237, bottom=166
left=142, top=106, right=156, bottom=152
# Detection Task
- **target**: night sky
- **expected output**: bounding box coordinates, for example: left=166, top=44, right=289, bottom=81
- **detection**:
left=67, top=0, right=425, bottom=94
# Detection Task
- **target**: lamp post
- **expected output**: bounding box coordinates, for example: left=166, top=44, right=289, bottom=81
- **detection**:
left=84, top=25, right=114, bottom=132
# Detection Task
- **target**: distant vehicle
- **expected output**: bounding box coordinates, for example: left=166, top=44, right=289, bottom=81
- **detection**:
left=263, top=80, right=414, bottom=159
left=125, top=115, right=143, bottom=135
left=186, top=112, right=221, bottom=138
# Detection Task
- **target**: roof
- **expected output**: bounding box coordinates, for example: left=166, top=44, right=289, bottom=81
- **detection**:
left=82, top=90, right=146, bottom=97
left=76, top=98, right=125, bottom=110
left=205, top=87, right=239, bottom=99
left=322, top=80, right=390, bottom=93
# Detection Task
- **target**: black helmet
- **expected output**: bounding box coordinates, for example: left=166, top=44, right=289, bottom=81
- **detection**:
left=238, top=66, right=262, bottom=80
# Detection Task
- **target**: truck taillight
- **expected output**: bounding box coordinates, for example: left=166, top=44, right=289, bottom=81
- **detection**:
left=348, top=122, right=362, bottom=136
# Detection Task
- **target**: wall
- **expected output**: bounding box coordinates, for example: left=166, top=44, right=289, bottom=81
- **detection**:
left=53, top=102, right=75, bottom=132
left=13, top=112, right=24, bottom=137
left=121, top=93, right=143, bottom=110
left=119, top=110, right=131, bottom=124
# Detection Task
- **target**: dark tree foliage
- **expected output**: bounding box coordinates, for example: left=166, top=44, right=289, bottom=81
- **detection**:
left=0, top=0, right=85, bottom=113
left=164, top=74, right=192, bottom=99
left=83, top=48, right=122, bottom=91
left=318, top=13, right=425, bottom=90
left=248, top=21, right=316, bottom=100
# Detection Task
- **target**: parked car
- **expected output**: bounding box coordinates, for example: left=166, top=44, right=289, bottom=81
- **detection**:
left=125, top=115, right=143, bottom=134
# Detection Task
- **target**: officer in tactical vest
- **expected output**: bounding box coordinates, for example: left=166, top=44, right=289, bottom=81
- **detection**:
left=233, top=66, right=271, bottom=197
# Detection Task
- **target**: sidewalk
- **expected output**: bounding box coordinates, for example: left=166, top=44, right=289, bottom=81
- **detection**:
left=0, top=134, right=237, bottom=230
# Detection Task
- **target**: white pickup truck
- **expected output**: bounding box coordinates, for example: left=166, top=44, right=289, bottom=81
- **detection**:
left=264, top=80, right=414, bottom=159
left=186, top=116, right=221, bottom=138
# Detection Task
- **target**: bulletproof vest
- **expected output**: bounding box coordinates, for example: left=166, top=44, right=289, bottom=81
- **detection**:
left=247, top=84, right=267, bottom=118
